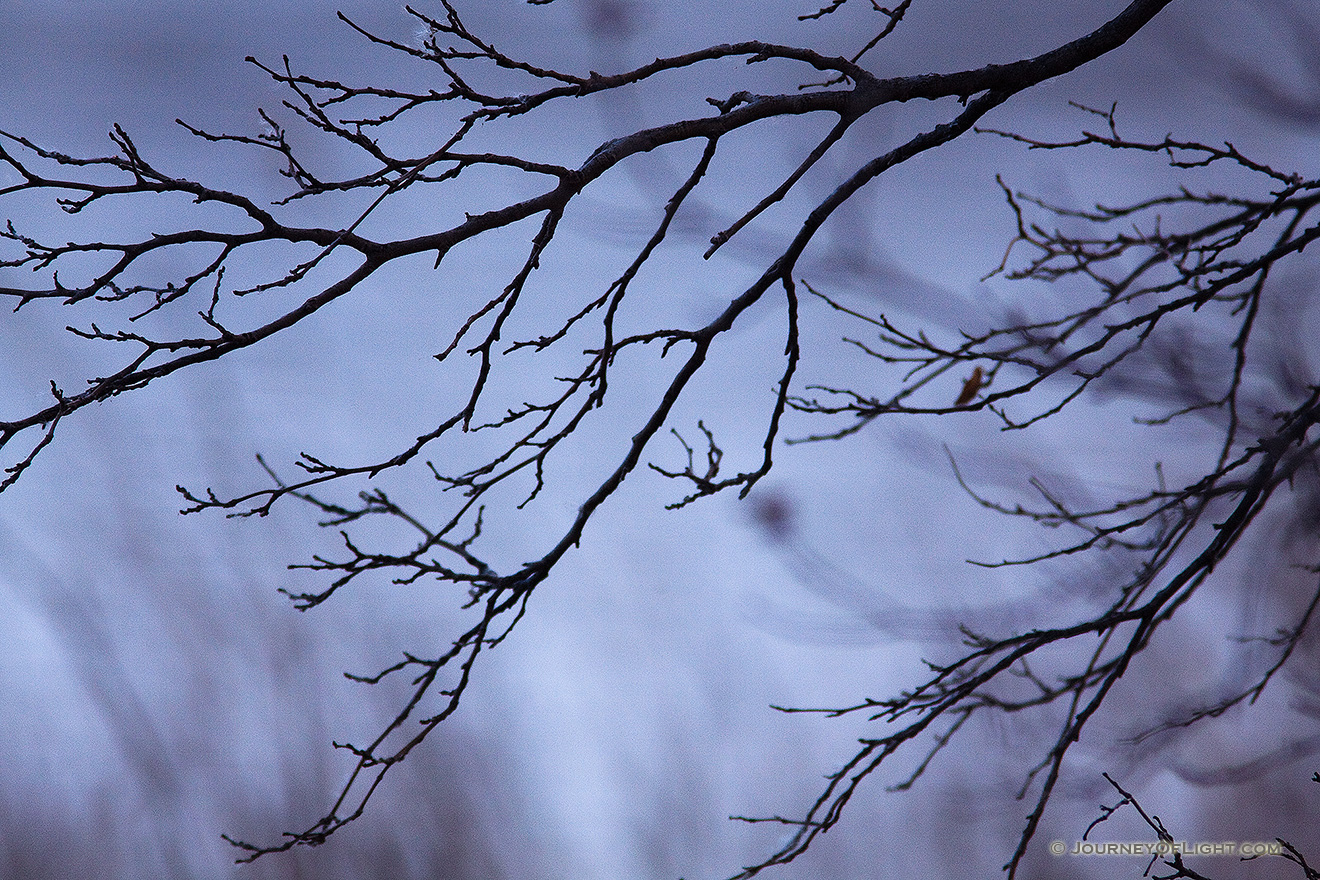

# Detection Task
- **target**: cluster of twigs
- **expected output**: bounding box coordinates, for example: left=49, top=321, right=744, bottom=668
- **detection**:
left=1080, top=774, right=1320, bottom=879
left=12, top=1, right=1316, bottom=877
left=751, top=104, right=1320, bottom=877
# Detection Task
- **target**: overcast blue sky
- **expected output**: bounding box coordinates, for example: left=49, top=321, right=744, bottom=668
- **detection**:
left=1, top=3, right=1318, bottom=878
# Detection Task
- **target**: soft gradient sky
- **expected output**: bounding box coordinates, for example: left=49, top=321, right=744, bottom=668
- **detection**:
left=1, top=2, right=1318, bottom=878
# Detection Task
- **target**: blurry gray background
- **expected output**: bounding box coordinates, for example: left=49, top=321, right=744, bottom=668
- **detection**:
left=1, top=2, right=1318, bottom=878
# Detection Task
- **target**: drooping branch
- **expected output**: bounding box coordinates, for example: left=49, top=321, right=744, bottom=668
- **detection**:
left=748, top=111, right=1320, bottom=878
left=0, top=0, right=1194, bottom=869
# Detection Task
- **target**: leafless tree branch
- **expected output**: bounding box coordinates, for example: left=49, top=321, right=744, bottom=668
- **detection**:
left=15, top=3, right=1316, bottom=878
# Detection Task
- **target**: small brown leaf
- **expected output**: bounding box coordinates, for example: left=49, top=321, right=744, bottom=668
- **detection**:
left=955, top=366, right=984, bottom=406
